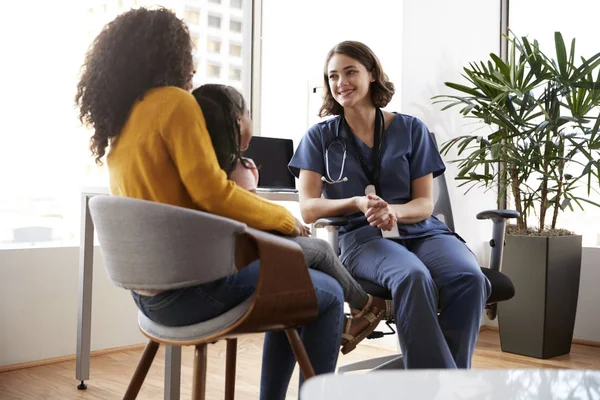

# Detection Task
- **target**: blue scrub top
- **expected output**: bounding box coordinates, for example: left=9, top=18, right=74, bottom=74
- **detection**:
left=289, top=113, right=453, bottom=261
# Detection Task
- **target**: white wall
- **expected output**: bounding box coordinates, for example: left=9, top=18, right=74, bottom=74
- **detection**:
left=0, top=247, right=144, bottom=367
left=572, top=248, right=600, bottom=342
left=259, top=0, right=403, bottom=144
left=400, top=0, right=500, bottom=263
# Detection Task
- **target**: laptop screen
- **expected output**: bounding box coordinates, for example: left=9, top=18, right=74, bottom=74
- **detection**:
left=242, top=136, right=296, bottom=190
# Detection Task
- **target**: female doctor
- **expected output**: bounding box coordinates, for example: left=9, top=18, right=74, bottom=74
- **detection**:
left=288, top=40, right=491, bottom=369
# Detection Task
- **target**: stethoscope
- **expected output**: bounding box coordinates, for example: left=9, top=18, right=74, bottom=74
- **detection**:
left=321, top=108, right=384, bottom=185
left=321, top=128, right=348, bottom=184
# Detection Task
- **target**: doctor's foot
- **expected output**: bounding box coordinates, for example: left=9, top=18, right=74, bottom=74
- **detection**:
left=341, top=295, right=390, bottom=354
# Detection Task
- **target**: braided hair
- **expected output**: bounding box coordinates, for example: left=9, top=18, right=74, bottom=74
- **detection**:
left=192, top=84, right=251, bottom=175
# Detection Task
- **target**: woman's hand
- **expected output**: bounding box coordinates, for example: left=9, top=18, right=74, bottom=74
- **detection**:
left=364, top=194, right=397, bottom=231
left=355, top=194, right=388, bottom=215
left=290, top=218, right=311, bottom=237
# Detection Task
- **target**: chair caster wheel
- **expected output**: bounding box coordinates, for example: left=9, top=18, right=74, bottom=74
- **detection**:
left=77, top=381, right=87, bottom=390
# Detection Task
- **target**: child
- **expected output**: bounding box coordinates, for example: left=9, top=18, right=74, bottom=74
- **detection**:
left=192, top=84, right=392, bottom=354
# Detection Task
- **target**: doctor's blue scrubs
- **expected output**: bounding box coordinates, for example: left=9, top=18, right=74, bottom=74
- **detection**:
left=289, top=113, right=491, bottom=369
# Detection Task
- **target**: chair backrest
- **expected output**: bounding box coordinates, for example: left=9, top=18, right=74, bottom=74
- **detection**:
left=430, top=133, right=455, bottom=232
left=89, top=196, right=246, bottom=291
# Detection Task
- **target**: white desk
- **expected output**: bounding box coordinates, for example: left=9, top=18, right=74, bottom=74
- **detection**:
left=300, top=369, right=600, bottom=399
left=75, top=186, right=299, bottom=398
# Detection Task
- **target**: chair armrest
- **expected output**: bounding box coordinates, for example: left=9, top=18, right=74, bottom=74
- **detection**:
left=477, top=210, right=518, bottom=273
left=232, top=228, right=319, bottom=333
left=313, top=217, right=349, bottom=254
left=313, top=216, right=350, bottom=229
left=476, top=209, right=520, bottom=220
left=476, top=210, right=519, bottom=320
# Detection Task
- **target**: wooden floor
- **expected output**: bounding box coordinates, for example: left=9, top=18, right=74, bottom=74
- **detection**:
left=1, top=330, right=599, bottom=400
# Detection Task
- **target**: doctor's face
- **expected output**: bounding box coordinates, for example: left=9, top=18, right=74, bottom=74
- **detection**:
left=327, top=53, right=374, bottom=110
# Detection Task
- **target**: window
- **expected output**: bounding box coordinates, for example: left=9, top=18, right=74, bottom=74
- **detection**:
left=208, top=15, right=222, bottom=29
left=0, top=0, right=254, bottom=249
left=209, top=0, right=222, bottom=4
left=230, top=0, right=243, bottom=9
left=510, top=0, right=600, bottom=246
left=191, top=34, right=201, bottom=49
left=229, top=67, right=242, bottom=81
left=229, top=43, right=242, bottom=57
left=230, top=20, right=242, bottom=33
left=184, top=9, right=200, bottom=25
left=207, top=38, right=221, bottom=53
left=207, top=63, right=222, bottom=78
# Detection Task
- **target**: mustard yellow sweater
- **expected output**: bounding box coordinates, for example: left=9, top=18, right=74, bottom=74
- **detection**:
left=107, top=86, right=295, bottom=234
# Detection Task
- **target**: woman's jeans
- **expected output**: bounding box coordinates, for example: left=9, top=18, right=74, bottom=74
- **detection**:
left=132, top=260, right=344, bottom=400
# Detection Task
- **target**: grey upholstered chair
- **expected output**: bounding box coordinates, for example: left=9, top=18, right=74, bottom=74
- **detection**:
left=89, top=196, right=318, bottom=399
left=313, top=132, right=517, bottom=373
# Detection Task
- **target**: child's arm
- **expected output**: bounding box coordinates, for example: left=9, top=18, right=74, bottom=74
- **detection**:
left=229, top=158, right=259, bottom=192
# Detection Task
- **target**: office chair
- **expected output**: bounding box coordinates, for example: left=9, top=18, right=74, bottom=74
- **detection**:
left=89, top=196, right=319, bottom=399
left=313, top=133, right=517, bottom=372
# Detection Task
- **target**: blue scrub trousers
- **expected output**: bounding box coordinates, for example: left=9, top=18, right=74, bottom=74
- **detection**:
left=344, top=233, right=491, bottom=369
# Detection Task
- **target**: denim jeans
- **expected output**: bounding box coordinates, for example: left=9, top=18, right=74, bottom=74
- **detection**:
left=132, top=260, right=344, bottom=400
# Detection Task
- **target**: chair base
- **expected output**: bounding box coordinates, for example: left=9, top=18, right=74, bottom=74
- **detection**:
left=337, top=353, right=404, bottom=373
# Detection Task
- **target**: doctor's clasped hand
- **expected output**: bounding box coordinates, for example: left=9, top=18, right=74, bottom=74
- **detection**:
left=362, top=194, right=397, bottom=231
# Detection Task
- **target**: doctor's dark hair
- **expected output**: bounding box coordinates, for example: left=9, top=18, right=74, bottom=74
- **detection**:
left=75, top=7, right=194, bottom=165
left=191, top=84, right=251, bottom=175
left=319, top=41, right=395, bottom=117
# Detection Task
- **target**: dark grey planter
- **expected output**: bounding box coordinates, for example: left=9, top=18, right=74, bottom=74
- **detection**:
left=498, top=234, right=582, bottom=359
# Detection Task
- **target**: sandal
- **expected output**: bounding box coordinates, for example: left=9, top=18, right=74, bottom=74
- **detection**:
left=351, top=297, right=394, bottom=321
left=341, top=295, right=385, bottom=355
left=382, top=299, right=394, bottom=321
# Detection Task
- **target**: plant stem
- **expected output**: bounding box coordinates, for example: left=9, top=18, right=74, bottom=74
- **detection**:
left=551, top=135, right=565, bottom=230
left=539, top=150, right=549, bottom=233
left=510, top=164, right=525, bottom=230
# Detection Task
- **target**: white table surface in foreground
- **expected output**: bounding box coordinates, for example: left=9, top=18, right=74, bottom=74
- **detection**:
left=300, top=369, right=600, bottom=400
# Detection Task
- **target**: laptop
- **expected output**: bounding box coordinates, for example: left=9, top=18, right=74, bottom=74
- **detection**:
left=242, top=136, right=297, bottom=192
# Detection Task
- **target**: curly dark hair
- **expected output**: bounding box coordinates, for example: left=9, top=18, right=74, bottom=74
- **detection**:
left=191, top=84, right=250, bottom=175
left=75, top=7, right=194, bottom=165
left=319, top=41, right=395, bottom=117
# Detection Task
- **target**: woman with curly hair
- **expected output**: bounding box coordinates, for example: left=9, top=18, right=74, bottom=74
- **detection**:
left=75, top=7, right=344, bottom=398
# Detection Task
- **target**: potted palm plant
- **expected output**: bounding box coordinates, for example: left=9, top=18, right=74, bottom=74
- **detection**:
left=433, top=32, right=600, bottom=359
